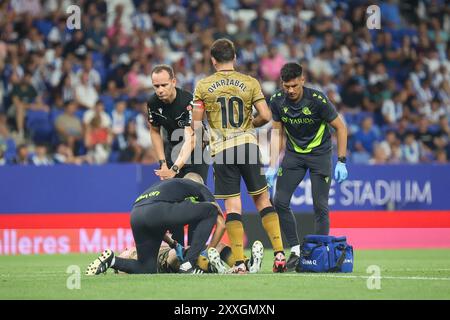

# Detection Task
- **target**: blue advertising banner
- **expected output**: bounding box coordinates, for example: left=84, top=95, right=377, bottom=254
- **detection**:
left=0, top=164, right=449, bottom=213
left=255, top=164, right=449, bottom=211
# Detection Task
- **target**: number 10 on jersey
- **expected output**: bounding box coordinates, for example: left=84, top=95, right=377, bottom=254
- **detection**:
left=217, top=96, right=244, bottom=128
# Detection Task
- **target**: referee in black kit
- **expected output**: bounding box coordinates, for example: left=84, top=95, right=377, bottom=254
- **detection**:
left=148, top=64, right=209, bottom=182
left=147, top=64, right=210, bottom=244
left=266, top=62, right=348, bottom=270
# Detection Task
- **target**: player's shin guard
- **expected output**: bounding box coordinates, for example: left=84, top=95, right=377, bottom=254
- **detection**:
left=260, top=207, right=284, bottom=253
left=225, top=213, right=245, bottom=264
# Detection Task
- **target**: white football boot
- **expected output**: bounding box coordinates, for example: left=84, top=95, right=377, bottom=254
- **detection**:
left=249, top=240, right=264, bottom=274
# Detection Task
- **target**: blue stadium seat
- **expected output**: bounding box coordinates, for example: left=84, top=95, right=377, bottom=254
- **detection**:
left=108, top=150, right=120, bottom=163
left=33, top=19, right=54, bottom=38
left=75, top=109, right=86, bottom=120
left=50, top=109, right=64, bottom=124
left=3, top=138, right=16, bottom=163
left=26, top=110, right=54, bottom=144
left=100, top=95, right=115, bottom=114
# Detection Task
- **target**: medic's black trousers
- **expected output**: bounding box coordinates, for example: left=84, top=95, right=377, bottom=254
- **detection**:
left=112, top=200, right=218, bottom=274
left=273, top=150, right=332, bottom=247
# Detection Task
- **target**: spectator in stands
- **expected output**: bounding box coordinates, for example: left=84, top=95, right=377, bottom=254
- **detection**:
left=111, top=100, right=129, bottom=137
left=55, top=101, right=83, bottom=154
left=125, top=61, right=142, bottom=98
left=170, top=21, right=189, bottom=51
left=63, top=30, right=87, bottom=59
left=380, top=0, right=402, bottom=28
left=249, top=4, right=269, bottom=34
left=437, top=79, right=450, bottom=112
left=48, top=17, right=70, bottom=45
left=131, top=2, right=153, bottom=33
left=0, top=113, right=15, bottom=159
left=8, top=72, right=37, bottom=138
left=425, top=97, right=446, bottom=124
left=309, top=3, right=333, bottom=36
left=0, top=141, right=6, bottom=165
left=260, top=44, right=286, bottom=81
left=416, top=117, right=436, bottom=152
left=75, top=72, right=99, bottom=109
left=86, top=17, right=108, bottom=53
left=341, top=77, right=365, bottom=112
left=402, top=132, right=421, bottom=164
left=435, top=149, right=448, bottom=164
left=83, top=100, right=112, bottom=130
left=134, top=100, right=152, bottom=149
left=354, top=116, right=380, bottom=156
left=382, top=91, right=404, bottom=126
left=84, top=113, right=112, bottom=164
left=378, top=130, right=402, bottom=163
left=31, top=143, right=53, bottom=166
left=59, top=72, right=76, bottom=103
left=140, top=147, right=158, bottom=165
left=23, top=27, right=45, bottom=54
left=53, top=142, right=89, bottom=165
left=368, top=62, right=389, bottom=86
left=275, top=4, right=298, bottom=37
left=433, top=115, right=450, bottom=158
left=76, top=55, right=101, bottom=90
left=118, top=122, right=143, bottom=163
left=12, top=144, right=30, bottom=165
left=100, top=80, right=128, bottom=114
left=369, top=144, right=388, bottom=164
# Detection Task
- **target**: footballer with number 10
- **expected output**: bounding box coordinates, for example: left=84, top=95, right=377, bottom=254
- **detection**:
left=192, top=38, right=287, bottom=273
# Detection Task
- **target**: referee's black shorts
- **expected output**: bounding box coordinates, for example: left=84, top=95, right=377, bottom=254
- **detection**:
left=212, top=143, right=268, bottom=199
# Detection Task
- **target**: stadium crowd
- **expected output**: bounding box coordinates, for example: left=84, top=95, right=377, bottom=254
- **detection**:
left=0, top=0, right=449, bottom=166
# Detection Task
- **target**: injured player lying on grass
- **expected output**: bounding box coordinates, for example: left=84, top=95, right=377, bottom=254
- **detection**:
left=113, top=236, right=265, bottom=275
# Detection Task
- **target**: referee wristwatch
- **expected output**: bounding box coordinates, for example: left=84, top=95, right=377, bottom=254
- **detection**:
left=171, top=165, right=180, bottom=175
left=158, top=159, right=166, bottom=168
left=338, top=156, right=347, bottom=163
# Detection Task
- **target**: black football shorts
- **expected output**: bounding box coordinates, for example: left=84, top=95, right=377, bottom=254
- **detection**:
left=212, top=143, right=268, bottom=199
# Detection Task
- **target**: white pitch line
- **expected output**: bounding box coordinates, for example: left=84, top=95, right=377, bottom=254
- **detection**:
left=259, top=273, right=450, bottom=281
left=160, top=273, right=450, bottom=281
left=382, top=268, right=450, bottom=272
left=1, top=273, right=450, bottom=282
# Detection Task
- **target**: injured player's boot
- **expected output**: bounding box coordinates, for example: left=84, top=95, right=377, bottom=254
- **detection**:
left=207, top=247, right=228, bottom=274
left=249, top=240, right=264, bottom=274
left=86, top=249, right=115, bottom=275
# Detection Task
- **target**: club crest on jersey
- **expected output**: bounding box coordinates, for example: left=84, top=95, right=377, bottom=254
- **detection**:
left=283, top=107, right=289, bottom=113
left=302, top=107, right=312, bottom=115
left=158, top=108, right=163, bottom=114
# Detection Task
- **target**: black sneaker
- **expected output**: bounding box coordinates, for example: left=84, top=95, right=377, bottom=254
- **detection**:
left=85, top=249, right=115, bottom=275
left=286, top=253, right=300, bottom=271
left=178, top=266, right=204, bottom=274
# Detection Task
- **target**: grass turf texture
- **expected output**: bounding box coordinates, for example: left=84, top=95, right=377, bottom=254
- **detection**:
left=1, top=249, right=449, bottom=300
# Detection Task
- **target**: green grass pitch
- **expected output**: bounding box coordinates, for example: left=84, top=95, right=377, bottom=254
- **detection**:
left=1, top=249, right=449, bottom=300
